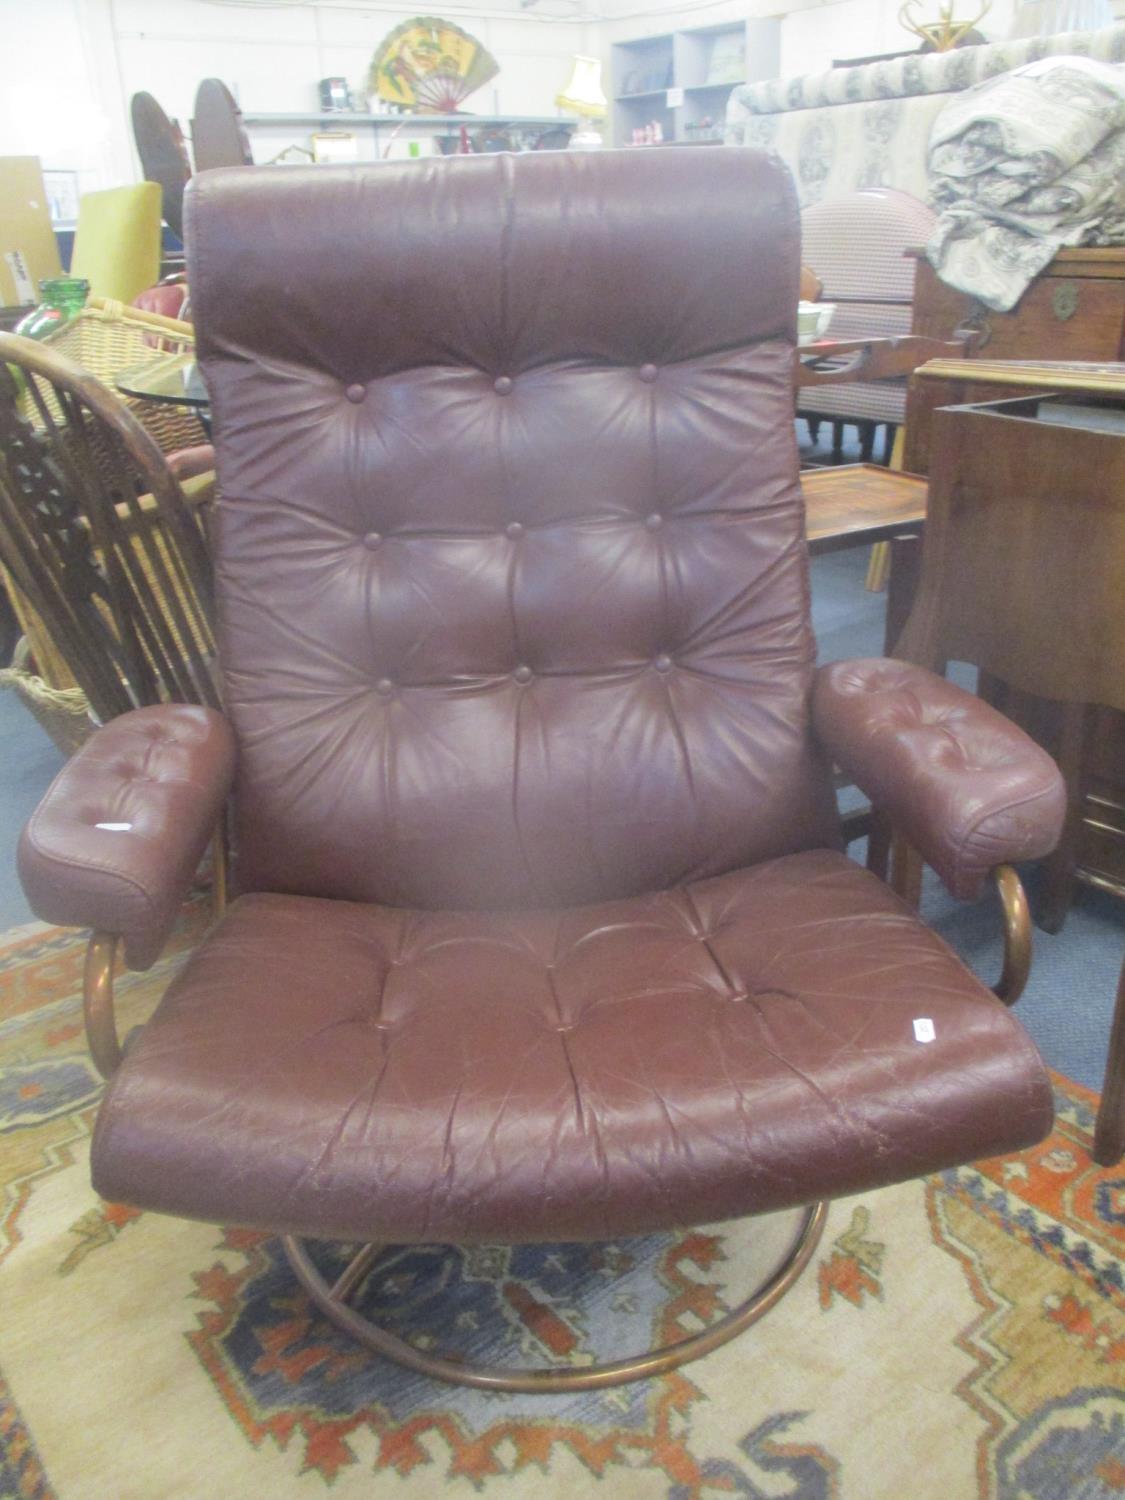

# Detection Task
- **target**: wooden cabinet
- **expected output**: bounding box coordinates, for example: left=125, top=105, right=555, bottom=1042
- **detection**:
left=906, top=248, right=1125, bottom=473
left=900, top=387, right=1125, bottom=924
left=912, top=248, right=1125, bottom=358
left=1081, top=709, right=1125, bottom=900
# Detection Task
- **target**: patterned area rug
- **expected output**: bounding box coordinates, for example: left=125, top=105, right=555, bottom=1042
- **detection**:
left=1, top=912, right=1123, bottom=1500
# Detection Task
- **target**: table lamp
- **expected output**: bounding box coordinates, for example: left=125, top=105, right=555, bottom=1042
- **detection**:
left=556, top=55, right=607, bottom=149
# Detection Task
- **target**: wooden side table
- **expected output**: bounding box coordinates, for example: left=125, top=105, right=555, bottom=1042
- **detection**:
left=801, top=462, right=926, bottom=551
left=1095, top=957, right=1125, bottom=1167
left=802, top=463, right=927, bottom=655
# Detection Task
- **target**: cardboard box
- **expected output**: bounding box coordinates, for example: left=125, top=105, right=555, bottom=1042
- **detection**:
left=0, top=157, right=63, bottom=308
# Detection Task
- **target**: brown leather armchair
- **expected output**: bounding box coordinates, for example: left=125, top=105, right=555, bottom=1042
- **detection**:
left=18, top=150, right=1066, bottom=1393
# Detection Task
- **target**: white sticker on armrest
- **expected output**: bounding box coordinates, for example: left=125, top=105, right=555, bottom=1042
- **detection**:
left=95, top=822, right=133, bottom=832
left=913, top=1018, right=936, bottom=1043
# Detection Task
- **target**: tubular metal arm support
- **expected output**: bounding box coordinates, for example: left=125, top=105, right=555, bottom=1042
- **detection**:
left=992, top=863, right=1031, bottom=1006
left=81, top=821, right=228, bottom=1081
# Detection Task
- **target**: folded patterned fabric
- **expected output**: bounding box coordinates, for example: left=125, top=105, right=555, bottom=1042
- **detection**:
left=926, top=55, right=1125, bottom=310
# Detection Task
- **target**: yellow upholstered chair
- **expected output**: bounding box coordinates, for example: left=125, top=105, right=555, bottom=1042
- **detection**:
left=70, top=183, right=162, bottom=303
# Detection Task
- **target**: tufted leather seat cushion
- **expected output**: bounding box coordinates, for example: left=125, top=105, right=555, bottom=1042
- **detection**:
left=91, top=849, right=1053, bottom=1243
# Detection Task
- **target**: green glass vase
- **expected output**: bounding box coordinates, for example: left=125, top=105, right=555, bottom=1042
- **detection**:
left=14, top=275, right=90, bottom=340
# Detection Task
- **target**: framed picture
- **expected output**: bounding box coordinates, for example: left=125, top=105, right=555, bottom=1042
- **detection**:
left=312, top=131, right=359, bottom=164
left=42, top=170, right=80, bottom=224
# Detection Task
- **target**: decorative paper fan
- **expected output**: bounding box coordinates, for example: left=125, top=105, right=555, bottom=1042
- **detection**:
left=369, top=17, right=499, bottom=113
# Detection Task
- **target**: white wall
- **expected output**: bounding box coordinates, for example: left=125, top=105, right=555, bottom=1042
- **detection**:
left=778, top=0, right=1017, bottom=75
left=0, top=0, right=133, bottom=196
left=0, top=0, right=595, bottom=188
left=602, top=0, right=1022, bottom=78
left=604, top=0, right=1125, bottom=77
left=2, top=0, right=1121, bottom=192
left=111, top=0, right=595, bottom=123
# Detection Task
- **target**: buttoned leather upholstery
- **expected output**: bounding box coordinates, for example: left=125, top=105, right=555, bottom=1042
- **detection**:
left=72, top=150, right=1057, bottom=1245
left=18, top=705, right=234, bottom=970
left=93, top=849, right=1052, bottom=1242
left=813, top=660, right=1066, bottom=900
left=191, top=151, right=840, bottom=909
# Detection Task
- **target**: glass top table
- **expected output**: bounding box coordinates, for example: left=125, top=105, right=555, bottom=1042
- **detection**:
left=116, top=351, right=210, bottom=409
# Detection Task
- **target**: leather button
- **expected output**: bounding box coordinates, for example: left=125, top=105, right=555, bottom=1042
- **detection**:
left=654, top=654, right=673, bottom=673
left=345, top=383, right=366, bottom=404
left=505, top=521, right=525, bottom=539
left=645, top=513, right=663, bottom=530
left=639, top=363, right=658, bottom=383
left=494, top=375, right=514, bottom=395
left=362, top=531, right=382, bottom=549
left=374, top=677, right=394, bottom=695
left=513, top=665, right=533, bottom=684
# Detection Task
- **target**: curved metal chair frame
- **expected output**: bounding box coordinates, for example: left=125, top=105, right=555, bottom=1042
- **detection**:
left=75, top=853, right=1029, bottom=1390
left=281, top=1207, right=829, bottom=1393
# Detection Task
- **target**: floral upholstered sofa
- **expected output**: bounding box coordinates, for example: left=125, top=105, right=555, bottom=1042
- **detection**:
left=726, top=23, right=1125, bottom=208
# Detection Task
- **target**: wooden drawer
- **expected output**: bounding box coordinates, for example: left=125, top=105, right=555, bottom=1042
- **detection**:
left=1078, top=778, right=1125, bottom=896
left=975, top=277, right=1125, bottom=361
left=1081, top=709, right=1125, bottom=894
left=906, top=251, right=1125, bottom=472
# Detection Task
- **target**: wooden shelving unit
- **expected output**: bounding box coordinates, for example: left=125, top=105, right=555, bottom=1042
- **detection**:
left=610, top=20, right=779, bottom=147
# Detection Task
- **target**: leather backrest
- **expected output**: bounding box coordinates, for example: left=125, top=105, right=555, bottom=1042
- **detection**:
left=188, top=149, right=838, bottom=910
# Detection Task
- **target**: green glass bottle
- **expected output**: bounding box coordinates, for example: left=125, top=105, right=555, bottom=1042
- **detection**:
left=14, top=275, right=90, bottom=340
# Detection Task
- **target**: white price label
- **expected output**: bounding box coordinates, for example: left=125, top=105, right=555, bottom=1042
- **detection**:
left=4, top=250, right=35, bottom=305
left=666, top=87, right=684, bottom=108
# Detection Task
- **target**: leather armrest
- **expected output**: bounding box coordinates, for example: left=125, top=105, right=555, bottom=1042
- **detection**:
left=166, top=444, right=215, bottom=483
left=812, top=659, right=1066, bottom=900
left=18, top=705, right=236, bottom=969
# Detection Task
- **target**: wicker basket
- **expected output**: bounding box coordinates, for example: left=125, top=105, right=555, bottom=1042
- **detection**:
left=22, top=297, right=208, bottom=457
left=2, top=560, right=75, bottom=688
left=0, top=653, right=94, bottom=757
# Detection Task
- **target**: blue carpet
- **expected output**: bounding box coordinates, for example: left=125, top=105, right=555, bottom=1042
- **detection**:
left=1, top=533, right=1121, bottom=1091
left=0, top=688, right=64, bottom=929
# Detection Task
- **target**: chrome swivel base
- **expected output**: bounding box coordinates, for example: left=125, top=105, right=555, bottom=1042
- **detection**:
left=282, top=1200, right=829, bottom=1394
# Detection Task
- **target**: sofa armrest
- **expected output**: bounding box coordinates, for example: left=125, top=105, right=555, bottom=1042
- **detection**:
left=812, top=659, right=1066, bottom=900
left=18, top=705, right=236, bottom=969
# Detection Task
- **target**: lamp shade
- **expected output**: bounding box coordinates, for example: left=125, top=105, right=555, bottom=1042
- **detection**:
left=556, top=55, right=607, bottom=118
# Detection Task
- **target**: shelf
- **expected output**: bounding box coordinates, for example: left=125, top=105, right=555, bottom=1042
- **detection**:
left=685, top=20, right=747, bottom=37
left=242, top=112, right=578, bottom=128
left=614, top=33, right=673, bottom=51
left=611, top=18, right=777, bottom=146
left=615, top=83, right=741, bottom=105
